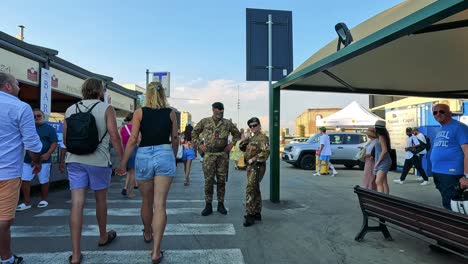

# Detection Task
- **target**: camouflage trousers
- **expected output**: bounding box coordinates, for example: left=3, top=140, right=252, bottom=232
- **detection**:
left=245, top=163, right=266, bottom=215
left=203, top=152, right=229, bottom=203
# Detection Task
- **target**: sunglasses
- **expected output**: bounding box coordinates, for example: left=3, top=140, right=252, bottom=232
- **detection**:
left=432, top=110, right=446, bottom=115
left=249, top=123, right=259, bottom=128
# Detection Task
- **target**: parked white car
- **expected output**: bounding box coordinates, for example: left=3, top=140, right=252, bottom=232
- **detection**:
left=281, top=132, right=368, bottom=170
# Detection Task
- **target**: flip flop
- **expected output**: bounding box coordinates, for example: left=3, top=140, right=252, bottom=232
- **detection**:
left=68, top=253, right=83, bottom=264
left=142, top=229, right=153, bottom=243
left=152, top=251, right=164, bottom=264
left=98, top=230, right=117, bottom=246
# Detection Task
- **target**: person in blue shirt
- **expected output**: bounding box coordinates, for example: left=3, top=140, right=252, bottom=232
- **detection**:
left=0, top=73, right=42, bottom=264
left=16, top=109, right=58, bottom=211
left=430, top=103, right=468, bottom=209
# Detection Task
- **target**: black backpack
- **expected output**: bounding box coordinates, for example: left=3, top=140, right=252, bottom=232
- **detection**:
left=424, top=135, right=431, bottom=151
left=66, top=102, right=107, bottom=155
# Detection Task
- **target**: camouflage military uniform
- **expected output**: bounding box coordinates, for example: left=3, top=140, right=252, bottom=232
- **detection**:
left=192, top=117, right=240, bottom=203
left=240, top=132, right=270, bottom=215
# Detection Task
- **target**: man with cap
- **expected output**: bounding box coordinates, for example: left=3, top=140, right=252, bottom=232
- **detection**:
left=313, top=127, right=337, bottom=176
left=239, top=117, right=270, bottom=226
left=192, top=102, right=241, bottom=216
left=394, top=127, right=430, bottom=185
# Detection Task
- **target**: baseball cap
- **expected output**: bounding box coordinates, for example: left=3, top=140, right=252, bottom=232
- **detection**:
left=212, top=102, right=224, bottom=110
left=319, top=126, right=327, bottom=131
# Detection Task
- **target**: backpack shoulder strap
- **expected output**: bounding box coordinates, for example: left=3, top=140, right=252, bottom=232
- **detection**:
left=86, top=102, right=101, bottom=113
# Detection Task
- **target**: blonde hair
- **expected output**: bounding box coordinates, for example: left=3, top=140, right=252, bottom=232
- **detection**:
left=145, top=81, right=169, bottom=108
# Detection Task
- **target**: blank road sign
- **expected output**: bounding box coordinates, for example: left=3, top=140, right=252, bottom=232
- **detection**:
left=246, top=8, right=293, bottom=81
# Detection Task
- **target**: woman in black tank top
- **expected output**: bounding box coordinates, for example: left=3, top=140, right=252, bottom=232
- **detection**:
left=116, top=81, right=178, bottom=263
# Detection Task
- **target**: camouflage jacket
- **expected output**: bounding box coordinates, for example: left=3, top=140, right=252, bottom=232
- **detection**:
left=240, top=132, right=270, bottom=162
left=192, top=117, right=240, bottom=151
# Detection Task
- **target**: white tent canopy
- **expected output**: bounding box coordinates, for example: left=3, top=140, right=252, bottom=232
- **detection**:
left=317, top=101, right=383, bottom=127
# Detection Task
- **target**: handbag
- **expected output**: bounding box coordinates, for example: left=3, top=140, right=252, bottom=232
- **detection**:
left=355, top=147, right=366, bottom=161
left=176, top=144, right=183, bottom=159
left=451, top=187, right=468, bottom=215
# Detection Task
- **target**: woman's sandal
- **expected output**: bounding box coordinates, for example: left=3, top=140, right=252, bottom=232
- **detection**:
left=68, top=253, right=83, bottom=264
left=184, top=181, right=190, bottom=186
left=152, top=251, right=164, bottom=264
left=98, top=230, right=117, bottom=246
left=142, top=229, right=153, bottom=243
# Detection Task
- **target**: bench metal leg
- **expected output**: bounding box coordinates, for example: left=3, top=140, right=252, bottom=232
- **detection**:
left=380, top=220, right=393, bottom=241
left=355, top=214, right=369, bottom=242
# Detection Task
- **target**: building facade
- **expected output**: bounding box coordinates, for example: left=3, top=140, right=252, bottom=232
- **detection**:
left=295, top=108, right=340, bottom=137
left=180, top=111, right=192, bottom=132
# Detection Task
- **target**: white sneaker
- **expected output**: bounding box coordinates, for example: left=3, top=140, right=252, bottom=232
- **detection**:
left=420, top=181, right=430, bottom=186
left=393, top=179, right=405, bottom=184
left=313, top=172, right=321, bottom=177
left=16, top=203, right=31, bottom=211
left=415, top=177, right=423, bottom=181
left=37, top=200, right=49, bottom=208
left=332, top=171, right=338, bottom=176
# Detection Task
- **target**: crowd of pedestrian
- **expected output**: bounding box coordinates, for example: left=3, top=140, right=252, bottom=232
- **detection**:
left=1, top=70, right=466, bottom=263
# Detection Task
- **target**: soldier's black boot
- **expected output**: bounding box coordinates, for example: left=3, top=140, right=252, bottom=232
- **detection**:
left=201, top=203, right=213, bottom=216
left=217, top=202, right=228, bottom=215
left=254, top=213, right=262, bottom=221
left=243, top=214, right=255, bottom=227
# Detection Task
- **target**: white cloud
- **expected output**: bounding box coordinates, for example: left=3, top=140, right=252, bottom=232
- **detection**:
left=164, top=78, right=369, bottom=133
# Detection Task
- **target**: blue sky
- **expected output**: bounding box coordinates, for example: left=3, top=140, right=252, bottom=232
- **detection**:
left=3, top=0, right=403, bottom=132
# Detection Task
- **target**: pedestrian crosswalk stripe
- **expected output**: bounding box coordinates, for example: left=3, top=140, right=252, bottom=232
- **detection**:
left=12, top=224, right=236, bottom=237
left=66, top=199, right=208, bottom=204
left=21, top=249, right=245, bottom=264
left=34, top=208, right=203, bottom=217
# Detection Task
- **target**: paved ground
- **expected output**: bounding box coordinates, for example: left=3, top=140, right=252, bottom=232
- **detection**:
left=11, top=159, right=466, bottom=264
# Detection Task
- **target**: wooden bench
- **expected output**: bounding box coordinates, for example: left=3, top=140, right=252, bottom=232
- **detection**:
left=354, top=186, right=468, bottom=258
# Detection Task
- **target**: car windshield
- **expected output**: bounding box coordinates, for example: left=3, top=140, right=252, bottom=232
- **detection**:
left=306, top=133, right=321, bottom=144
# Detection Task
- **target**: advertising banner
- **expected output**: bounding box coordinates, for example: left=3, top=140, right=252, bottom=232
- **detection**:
left=386, top=108, right=418, bottom=167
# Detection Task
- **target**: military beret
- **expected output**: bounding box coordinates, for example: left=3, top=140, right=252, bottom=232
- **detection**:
left=247, top=117, right=261, bottom=126
left=212, top=102, right=224, bottom=110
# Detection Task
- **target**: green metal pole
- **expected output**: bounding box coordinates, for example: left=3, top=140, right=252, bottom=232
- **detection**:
left=270, top=83, right=280, bottom=203
left=267, top=14, right=280, bottom=203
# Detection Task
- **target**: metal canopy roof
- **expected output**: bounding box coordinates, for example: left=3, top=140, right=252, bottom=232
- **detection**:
left=273, top=0, right=468, bottom=98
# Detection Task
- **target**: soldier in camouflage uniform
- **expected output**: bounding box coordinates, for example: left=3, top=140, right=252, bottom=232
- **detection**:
left=192, top=102, right=241, bottom=216
left=239, top=117, right=270, bottom=227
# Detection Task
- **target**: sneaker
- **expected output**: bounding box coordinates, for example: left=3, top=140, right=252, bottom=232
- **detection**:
left=37, top=200, right=48, bottom=208
left=313, top=172, right=321, bottom=177
left=393, top=179, right=404, bottom=184
left=16, top=203, right=31, bottom=211
left=331, top=171, right=338, bottom=176
left=420, top=181, right=430, bottom=186
left=415, top=176, right=423, bottom=181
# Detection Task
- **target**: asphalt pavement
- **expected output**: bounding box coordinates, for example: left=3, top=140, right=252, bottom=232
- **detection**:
left=11, top=159, right=466, bottom=264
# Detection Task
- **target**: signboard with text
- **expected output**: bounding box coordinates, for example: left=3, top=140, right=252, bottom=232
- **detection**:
left=152, top=72, right=170, bottom=97
left=40, top=68, right=52, bottom=115
left=386, top=108, right=418, bottom=167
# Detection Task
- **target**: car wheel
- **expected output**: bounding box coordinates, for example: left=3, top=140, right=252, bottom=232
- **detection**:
left=358, top=161, right=365, bottom=170
left=344, top=164, right=355, bottom=169
left=300, top=154, right=315, bottom=170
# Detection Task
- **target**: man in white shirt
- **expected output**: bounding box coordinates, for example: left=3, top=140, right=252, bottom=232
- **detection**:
left=0, top=73, right=42, bottom=264
left=314, top=127, right=337, bottom=176
left=394, top=127, right=429, bottom=185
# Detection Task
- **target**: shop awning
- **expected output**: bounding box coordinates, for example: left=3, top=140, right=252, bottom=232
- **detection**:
left=273, top=0, right=468, bottom=98
left=370, top=97, right=440, bottom=111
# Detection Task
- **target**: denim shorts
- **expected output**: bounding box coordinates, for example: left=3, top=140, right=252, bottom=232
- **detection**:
left=318, top=155, right=330, bottom=162
left=182, top=148, right=196, bottom=161
left=135, top=145, right=176, bottom=180
left=67, top=163, right=112, bottom=191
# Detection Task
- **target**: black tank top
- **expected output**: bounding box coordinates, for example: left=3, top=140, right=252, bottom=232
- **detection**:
left=139, top=107, right=172, bottom=147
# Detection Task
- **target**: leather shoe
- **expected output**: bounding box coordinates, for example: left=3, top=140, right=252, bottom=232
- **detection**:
left=243, top=214, right=255, bottom=227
